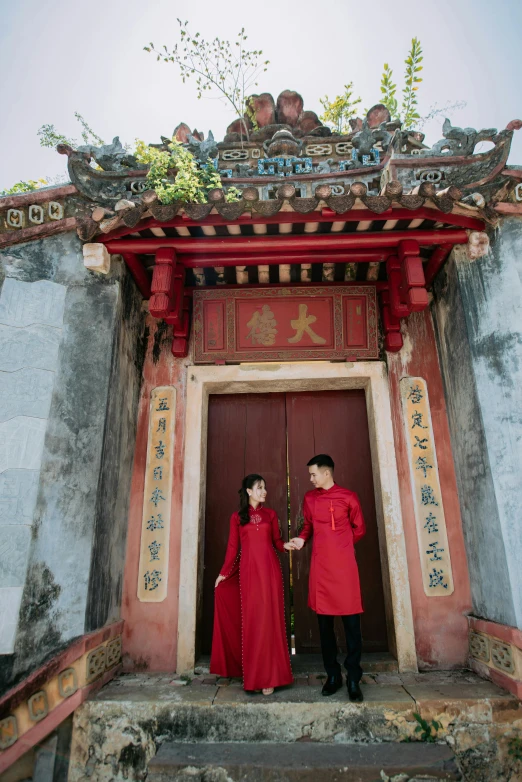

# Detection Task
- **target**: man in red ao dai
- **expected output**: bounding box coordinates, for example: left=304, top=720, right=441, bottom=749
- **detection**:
left=289, top=454, right=366, bottom=702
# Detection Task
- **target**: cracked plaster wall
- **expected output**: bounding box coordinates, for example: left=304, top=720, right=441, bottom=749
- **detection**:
left=431, top=218, right=522, bottom=630
left=0, top=232, right=145, bottom=692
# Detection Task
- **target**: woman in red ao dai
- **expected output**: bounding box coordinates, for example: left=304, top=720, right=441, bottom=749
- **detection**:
left=210, top=474, right=294, bottom=695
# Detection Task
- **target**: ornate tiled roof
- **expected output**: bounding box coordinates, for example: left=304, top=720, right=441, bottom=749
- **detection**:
left=0, top=89, right=520, bottom=252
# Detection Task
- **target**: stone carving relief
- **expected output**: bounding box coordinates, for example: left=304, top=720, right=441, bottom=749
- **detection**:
left=305, top=143, right=333, bottom=156
left=0, top=716, right=17, bottom=750
left=221, top=149, right=249, bottom=161
left=48, top=201, right=64, bottom=220
left=106, top=635, right=122, bottom=668
left=469, top=631, right=490, bottom=662
left=76, top=136, right=145, bottom=172
left=417, top=170, right=443, bottom=184
left=28, top=691, right=49, bottom=722
left=86, top=645, right=107, bottom=682
left=335, top=142, right=353, bottom=155
left=28, top=205, right=44, bottom=224
left=185, top=130, right=219, bottom=164
left=490, top=640, right=515, bottom=674
left=419, top=119, right=498, bottom=157
left=352, top=121, right=391, bottom=162
left=58, top=667, right=78, bottom=698
left=6, top=209, right=24, bottom=229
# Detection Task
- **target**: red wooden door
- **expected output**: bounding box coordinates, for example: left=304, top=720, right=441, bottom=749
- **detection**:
left=287, top=390, right=388, bottom=653
left=201, top=393, right=289, bottom=655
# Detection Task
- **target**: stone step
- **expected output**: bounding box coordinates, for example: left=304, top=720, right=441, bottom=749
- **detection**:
left=68, top=672, right=522, bottom=781
left=147, top=741, right=461, bottom=781
left=195, top=652, right=399, bottom=675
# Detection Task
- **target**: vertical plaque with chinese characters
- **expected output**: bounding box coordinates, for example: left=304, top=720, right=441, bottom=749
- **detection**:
left=137, top=387, right=175, bottom=602
left=400, top=377, right=454, bottom=597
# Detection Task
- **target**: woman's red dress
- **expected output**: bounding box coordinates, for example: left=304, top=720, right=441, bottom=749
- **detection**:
left=210, top=505, right=293, bottom=691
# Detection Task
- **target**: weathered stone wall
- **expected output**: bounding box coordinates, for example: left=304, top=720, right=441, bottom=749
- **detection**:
left=432, top=218, right=522, bottom=630
left=0, top=233, right=145, bottom=692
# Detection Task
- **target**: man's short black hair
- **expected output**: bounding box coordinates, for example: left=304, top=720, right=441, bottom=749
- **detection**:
left=307, top=454, right=335, bottom=471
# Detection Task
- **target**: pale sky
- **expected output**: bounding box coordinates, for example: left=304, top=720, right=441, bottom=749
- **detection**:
left=1, top=0, right=521, bottom=189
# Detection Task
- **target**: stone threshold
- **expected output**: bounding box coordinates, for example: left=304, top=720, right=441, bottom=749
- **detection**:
left=195, top=651, right=399, bottom=675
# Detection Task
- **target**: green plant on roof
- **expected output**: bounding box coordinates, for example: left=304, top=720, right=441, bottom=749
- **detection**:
left=319, top=82, right=362, bottom=134
left=134, top=137, right=241, bottom=205
left=380, top=38, right=423, bottom=129
left=0, top=179, right=48, bottom=197
left=38, top=112, right=105, bottom=149
left=145, top=20, right=270, bottom=141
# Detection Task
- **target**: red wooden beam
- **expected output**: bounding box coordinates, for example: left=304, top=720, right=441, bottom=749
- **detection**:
left=106, top=229, right=468, bottom=256
left=424, top=244, right=454, bottom=288
left=121, top=252, right=151, bottom=298
left=176, top=250, right=392, bottom=268
left=99, top=207, right=484, bottom=244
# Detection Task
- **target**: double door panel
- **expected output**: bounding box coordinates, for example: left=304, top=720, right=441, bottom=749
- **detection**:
left=201, top=390, right=388, bottom=656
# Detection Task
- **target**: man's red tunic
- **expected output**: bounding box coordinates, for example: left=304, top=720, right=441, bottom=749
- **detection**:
left=299, top=484, right=366, bottom=615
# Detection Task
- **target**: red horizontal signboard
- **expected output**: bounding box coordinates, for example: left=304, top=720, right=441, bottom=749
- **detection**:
left=193, top=286, right=378, bottom=363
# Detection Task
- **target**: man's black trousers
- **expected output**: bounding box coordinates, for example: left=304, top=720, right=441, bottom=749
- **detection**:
left=317, top=613, right=363, bottom=683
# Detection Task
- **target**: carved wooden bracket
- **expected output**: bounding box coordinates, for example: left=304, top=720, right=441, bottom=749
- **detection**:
left=379, top=240, right=429, bottom=353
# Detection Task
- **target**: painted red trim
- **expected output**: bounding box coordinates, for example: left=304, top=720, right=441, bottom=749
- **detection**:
left=468, top=616, right=522, bottom=650
left=0, top=218, right=77, bottom=250
left=106, top=229, right=468, bottom=256
left=0, top=620, right=123, bottom=715
left=0, top=664, right=122, bottom=775
left=424, top=244, right=453, bottom=287
left=177, top=250, right=391, bottom=268
left=120, top=252, right=151, bottom=298
left=99, top=207, right=484, bottom=244
left=0, top=185, right=77, bottom=210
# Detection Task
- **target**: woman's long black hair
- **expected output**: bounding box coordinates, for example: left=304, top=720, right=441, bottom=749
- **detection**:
left=238, top=474, right=265, bottom=525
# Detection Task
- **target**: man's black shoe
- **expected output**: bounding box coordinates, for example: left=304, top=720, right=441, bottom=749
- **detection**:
left=347, top=679, right=363, bottom=702
left=321, top=674, right=343, bottom=696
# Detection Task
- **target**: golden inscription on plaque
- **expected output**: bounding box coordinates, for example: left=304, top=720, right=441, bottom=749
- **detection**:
left=400, top=377, right=454, bottom=596
left=137, top=387, right=176, bottom=602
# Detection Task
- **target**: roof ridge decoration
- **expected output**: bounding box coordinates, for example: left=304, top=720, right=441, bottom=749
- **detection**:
left=0, top=89, right=520, bottom=250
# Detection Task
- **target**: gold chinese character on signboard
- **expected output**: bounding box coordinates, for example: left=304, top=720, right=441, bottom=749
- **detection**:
left=288, top=304, right=326, bottom=345
left=246, top=305, right=278, bottom=346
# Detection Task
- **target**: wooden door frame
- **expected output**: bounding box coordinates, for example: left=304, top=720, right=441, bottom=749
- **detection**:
left=177, top=362, right=418, bottom=673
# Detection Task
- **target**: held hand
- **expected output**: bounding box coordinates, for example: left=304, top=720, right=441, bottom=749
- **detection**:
left=289, top=537, right=305, bottom=551
left=283, top=541, right=294, bottom=551
left=215, top=574, right=226, bottom=588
